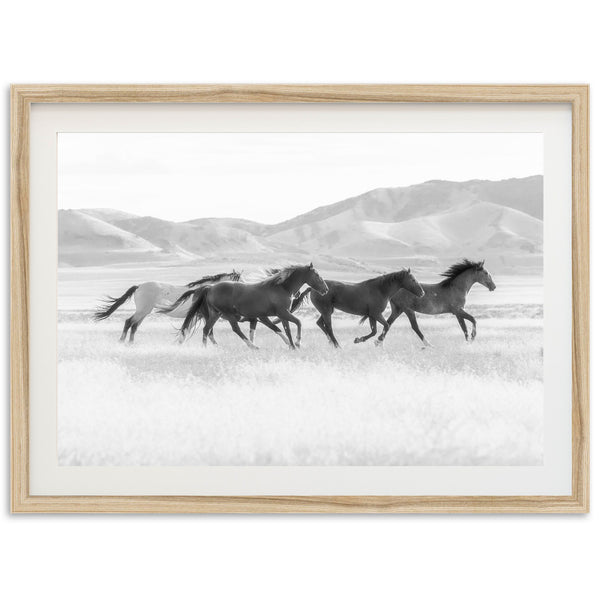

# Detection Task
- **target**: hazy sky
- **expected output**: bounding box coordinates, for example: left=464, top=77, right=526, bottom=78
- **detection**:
left=58, top=132, right=543, bottom=223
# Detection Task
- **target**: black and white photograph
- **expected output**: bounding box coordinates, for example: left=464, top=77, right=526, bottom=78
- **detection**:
left=57, top=131, right=544, bottom=467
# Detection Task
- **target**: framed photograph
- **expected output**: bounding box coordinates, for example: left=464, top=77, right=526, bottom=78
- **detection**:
left=11, top=84, right=589, bottom=513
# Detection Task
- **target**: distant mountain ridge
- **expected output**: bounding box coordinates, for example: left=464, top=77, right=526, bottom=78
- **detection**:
left=59, top=176, right=542, bottom=268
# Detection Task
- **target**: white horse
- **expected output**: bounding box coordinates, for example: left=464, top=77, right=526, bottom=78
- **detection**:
left=93, top=270, right=241, bottom=343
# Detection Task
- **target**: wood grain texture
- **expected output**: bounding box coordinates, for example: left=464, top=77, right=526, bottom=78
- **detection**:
left=10, top=84, right=590, bottom=513
left=8, top=83, right=590, bottom=104
left=11, top=85, right=30, bottom=512
left=9, top=494, right=591, bottom=514
left=570, top=86, right=590, bottom=512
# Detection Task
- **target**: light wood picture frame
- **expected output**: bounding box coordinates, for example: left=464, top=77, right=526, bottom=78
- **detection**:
left=11, top=84, right=589, bottom=513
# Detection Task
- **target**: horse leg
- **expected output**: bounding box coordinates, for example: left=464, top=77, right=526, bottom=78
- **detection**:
left=455, top=314, right=469, bottom=342
left=375, top=313, right=393, bottom=345
left=124, top=296, right=153, bottom=344
left=386, top=304, right=403, bottom=331
left=321, top=313, right=340, bottom=349
left=226, top=317, right=259, bottom=349
left=354, top=317, right=377, bottom=344
left=277, top=310, right=301, bottom=347
left=258, top=317, right=290, bottom=347
left=208, top=327, right=218, bottom=345
left=128, top=321, right=138, bottom=343
left=457, top=309, right=477, bottom=340
left=248, top=319, right=258, bottom=344
left=374, top=313, right=391, bottom=346
left=202, top=312, right=220, bottom=347
left=206, top=311, right=221, bottom=345
left=315, top=316, right=333, bottom=345
left=120, top=317, right=133, bottom=342
left=279, top=319, right=296, bottom=350
left=118, top=298, right=142, bottom=342
left=128, top=316, right=146, bottom=343
left=406, top=310, right=432, bottom=347
left=127, top=308, right=150, bottom=343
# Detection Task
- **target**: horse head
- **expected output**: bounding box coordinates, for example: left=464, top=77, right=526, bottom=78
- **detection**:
left=306, top=263, right=329, bottom=296
left=474, top=261, right=496, bottom=291
left=402, top=268, right=425, bottom=297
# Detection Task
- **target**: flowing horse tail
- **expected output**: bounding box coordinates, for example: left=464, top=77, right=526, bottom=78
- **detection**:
left=179, top=286, right=211, bottom=338
left=157, top=288, right=197, bottom=315
left=93, top=286, right=138, bottom=321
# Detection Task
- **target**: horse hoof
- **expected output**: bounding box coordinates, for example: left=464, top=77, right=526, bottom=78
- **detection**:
left=353, top=337, right=361, bottom=344
left=374, top=339, right=383, bottom=347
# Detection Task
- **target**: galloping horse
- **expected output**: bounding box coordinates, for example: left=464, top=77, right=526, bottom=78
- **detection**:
left=383, top=259, right=496, bottom=346
left=159, top=267, right=283, bottom=345
left=178, top=264, right=328, bottom=349
left=93, top=270, right=241, bottom=343
left=291, top=270, right=424, bottom=348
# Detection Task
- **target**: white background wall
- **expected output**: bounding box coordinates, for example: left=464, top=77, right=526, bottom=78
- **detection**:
left=1, top=1, right=596, bottom=598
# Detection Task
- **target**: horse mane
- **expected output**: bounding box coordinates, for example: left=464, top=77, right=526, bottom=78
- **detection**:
left=186, top=271, right=236, bottom=288
left=256, top=265, right=307, bottom=287
left=439, top=259, right=484, bottom=287
left=364, top=269, right=409, bottom=285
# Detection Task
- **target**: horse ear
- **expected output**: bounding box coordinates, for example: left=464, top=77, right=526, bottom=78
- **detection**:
left=407, top=267, right=411, bottom=273
left=309, top=262, right=313, bottom=268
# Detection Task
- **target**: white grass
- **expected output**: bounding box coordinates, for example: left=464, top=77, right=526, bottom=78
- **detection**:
left=58, top=311, right=543, bottom=466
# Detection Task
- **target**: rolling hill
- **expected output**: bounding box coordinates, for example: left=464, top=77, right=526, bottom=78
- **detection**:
left=59, top=176, right=543, bottom=269
left=58, top=210, right=166, bottom=266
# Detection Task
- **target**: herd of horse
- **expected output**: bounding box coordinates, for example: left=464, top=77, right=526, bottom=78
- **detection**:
left=93, top=259, right=496, bottom=350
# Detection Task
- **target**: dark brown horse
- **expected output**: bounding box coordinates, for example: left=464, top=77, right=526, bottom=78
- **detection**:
left=160, top=267, right=284, bottom=345
left=177, top=264, right=328, bottom=349
left=292, top=270, right=424, bottom=348
left=383, top=259, right=496, bottom=346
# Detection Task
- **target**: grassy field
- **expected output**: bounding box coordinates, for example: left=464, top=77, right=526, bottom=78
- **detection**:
left=58, top=291, right=543, bottom=466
